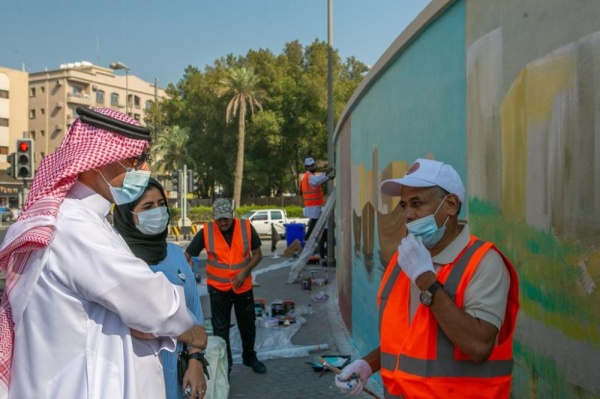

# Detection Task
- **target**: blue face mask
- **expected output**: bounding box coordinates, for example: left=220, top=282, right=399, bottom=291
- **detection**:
left=406, top=195, right=449, bottom=249
left=100, top=162, right=151, bottom=205
left=133, top=206, right=169, bottom=235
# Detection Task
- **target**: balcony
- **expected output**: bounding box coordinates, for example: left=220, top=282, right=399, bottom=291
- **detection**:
left=67, top=92, right=91, bottom=105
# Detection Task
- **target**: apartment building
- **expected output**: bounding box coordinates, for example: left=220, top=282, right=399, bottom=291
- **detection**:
left=0, top=66, right=29, bottom=207
left=28, top=60, right=166, bottom=168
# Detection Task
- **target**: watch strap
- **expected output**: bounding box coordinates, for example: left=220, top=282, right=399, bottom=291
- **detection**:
left=426, top=281, right=444, bottom=296
left=188, top=352, right=210, bottom=380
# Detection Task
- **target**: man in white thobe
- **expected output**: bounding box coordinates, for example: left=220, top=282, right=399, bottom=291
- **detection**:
left=0, top=107, right=203, bottom=399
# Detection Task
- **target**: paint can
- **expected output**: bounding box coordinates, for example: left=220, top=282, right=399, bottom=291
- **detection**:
left=302, top=278, right=312, bottom=291
left=271, top=302, right=286, bottom=317
left=283, top=300, right=295, bottom=314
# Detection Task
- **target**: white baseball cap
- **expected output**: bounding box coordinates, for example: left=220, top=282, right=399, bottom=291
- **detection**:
left=379, top=158, right=465, bottom=203
left=304, top=157, right=316, bottom=166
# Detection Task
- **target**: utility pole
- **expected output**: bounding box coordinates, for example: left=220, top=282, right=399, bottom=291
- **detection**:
left=181, top=164, right=191, bottom=228
left=326, top=0, right=336, bottom=266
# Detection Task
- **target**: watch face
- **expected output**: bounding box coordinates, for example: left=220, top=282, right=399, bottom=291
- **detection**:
left=420, top=291, right=433, bottom=306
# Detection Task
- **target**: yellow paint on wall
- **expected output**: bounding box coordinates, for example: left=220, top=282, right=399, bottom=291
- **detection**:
left=501, top=53, right=576, bottom=220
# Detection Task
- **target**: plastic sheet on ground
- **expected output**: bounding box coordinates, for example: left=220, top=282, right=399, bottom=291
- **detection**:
left=229, top=313, right=328, bottom=363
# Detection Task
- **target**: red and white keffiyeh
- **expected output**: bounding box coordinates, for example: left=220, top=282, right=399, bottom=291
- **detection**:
left=0, top=108, right=150, bottom=393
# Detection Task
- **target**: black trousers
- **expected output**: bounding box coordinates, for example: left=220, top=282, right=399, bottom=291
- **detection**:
left=208, top=285, right=257, bottom=372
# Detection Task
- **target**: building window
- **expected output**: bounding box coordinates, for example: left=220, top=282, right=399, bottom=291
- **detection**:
left=30, top=131, right=36, bottom=140
left=111, top=92, right=119, bottom=106
left=29, top=110, right=36, bottom=119
left=96, top=90, right=105, bottom=104
left=0, top=90, right=8, bottom=99
left=30, top=87, right=36, bottom=97
left=40, top=130, right=45, bottom=137
left=145, top=100, right=153, bottom=109
left=133, top=113, right=141, bottom=121
left=134, top=95, right=141, bottom=109
left=40, top=108, right=45, bottom=115
left=0, top=118, right=8, bottom=127
left=41, top=86, right=45, bottom=93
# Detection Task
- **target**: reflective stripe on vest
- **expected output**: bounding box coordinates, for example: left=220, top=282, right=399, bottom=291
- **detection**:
left=301, top=173, right=324, bottom=206
left=380, top=239, right=512, bottom=378
left=204, top=219, right=252, bottom=291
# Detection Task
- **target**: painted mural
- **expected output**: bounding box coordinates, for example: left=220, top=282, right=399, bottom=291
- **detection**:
left=334, top=0, right=600, bottom=397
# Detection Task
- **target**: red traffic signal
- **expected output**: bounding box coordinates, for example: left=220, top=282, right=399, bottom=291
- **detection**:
left=15, top=139, right=34, bottom=179
left=18, top=141, right=30, bottom=152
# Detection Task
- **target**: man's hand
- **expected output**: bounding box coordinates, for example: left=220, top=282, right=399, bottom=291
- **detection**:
left=397, top=233, right=435, bottom=284
left=232, top=268, right=250, bottom=289
left=334, top=359, right=372, bottom=396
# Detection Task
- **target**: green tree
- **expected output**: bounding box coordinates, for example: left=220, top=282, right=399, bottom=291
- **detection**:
left=217, top=67, right=265, bottom=207
left=151, top=125, right=191, bottom=173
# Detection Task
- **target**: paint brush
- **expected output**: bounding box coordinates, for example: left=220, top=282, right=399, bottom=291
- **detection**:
left=316, top=356, right=381, bottom=399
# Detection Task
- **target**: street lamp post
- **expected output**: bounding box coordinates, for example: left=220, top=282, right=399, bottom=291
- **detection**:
left=109, top=62, right=130, bottom=114
left=326, top=0, right=336, bottom=266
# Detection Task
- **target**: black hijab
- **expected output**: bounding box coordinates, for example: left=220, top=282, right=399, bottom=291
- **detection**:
left=113, top=178, right=169, bottom=265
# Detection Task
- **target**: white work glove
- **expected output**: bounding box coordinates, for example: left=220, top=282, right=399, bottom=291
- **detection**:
left=397, top=233, right=435, bottom=284
left=334, top=359, right=372, bottom=396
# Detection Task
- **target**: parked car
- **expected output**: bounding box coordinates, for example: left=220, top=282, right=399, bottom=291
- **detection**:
left=0, top=207, right=14, bottom=222
left=241, top=208, right=308, bottom=237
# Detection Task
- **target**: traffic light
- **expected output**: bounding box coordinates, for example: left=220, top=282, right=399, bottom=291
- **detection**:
left=16, top=139, right=34, bottom=179
left=187, top=170, right=199, bottom=193
left=171, top=170, right=180, bottom=194
left=6, top=153, right=15, bottom=178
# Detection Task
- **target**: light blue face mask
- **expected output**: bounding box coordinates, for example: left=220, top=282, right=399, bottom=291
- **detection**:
left=406, top=195, right=449, bottom=249
left=133, top=206, right=169, bottom=235
left=100, top=162, right=151, bottom=205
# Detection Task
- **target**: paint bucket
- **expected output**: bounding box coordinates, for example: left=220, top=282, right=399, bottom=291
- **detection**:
left=283, top=300, right=295, bottom=314
left=254, top=298, right=266, bottom=318
left=271, top=302, right=286, bottom=317
left=302, top=278, right=312, bottom=291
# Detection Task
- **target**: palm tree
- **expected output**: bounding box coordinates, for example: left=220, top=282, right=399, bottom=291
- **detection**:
left=217, top=67, right=264, bottom=207
left=151, top=125, right=190, bottom=174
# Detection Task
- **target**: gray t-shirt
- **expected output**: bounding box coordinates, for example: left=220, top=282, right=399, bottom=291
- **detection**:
left=409, top=224, right=510, bottom=330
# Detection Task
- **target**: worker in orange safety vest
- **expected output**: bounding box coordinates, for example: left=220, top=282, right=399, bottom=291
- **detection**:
left=185, top=198, right=266, bottom=377
left=334, top=159, right=519, bottom=399
left=301, top=157, right=333, bottom=240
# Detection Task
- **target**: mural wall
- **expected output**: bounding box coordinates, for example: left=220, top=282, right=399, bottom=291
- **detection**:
left=334, top=0, right=600, bottom=396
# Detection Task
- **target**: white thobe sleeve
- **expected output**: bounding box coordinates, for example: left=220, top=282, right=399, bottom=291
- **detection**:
left=50, top=215, right=197, bottom=337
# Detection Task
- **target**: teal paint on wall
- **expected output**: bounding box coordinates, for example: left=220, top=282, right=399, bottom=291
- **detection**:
left=351, top=1, right=467, bottom=177
left=348, top=0, right=467, bottom=356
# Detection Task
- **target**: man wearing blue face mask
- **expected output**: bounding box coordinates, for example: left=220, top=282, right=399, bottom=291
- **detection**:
left=0, top=108, right=203, bottom=399
left=335, top=158, right=519, bottom=399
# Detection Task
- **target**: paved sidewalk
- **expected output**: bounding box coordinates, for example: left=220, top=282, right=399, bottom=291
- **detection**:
left=184, top=238, right=383, bottom=399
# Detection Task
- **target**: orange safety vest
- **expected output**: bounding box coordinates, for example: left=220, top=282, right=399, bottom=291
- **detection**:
left=378, top=236, right=519, bottom=399
left=301, top=172, right=324, bottom=207
left=203, top=218, right=253, bottom=293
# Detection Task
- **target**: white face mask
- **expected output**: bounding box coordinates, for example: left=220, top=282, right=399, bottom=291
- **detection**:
left=133, top=206, right=169, bottom=235
left=405, top=195, right=449, bottom=249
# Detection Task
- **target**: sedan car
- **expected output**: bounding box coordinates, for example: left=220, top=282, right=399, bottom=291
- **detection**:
left=0, top=207, right=13, bottom=222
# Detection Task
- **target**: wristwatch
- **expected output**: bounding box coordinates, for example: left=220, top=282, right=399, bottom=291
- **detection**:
left=188, top=352, right=210, bottom=379
left=419, top=281, right=444, bottom=307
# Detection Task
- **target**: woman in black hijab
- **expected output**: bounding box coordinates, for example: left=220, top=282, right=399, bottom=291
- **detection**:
left=114, top=178, right=208, bottom=399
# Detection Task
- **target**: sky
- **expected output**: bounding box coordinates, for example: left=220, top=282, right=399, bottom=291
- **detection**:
left=1, top=0, right=431, bottom=88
